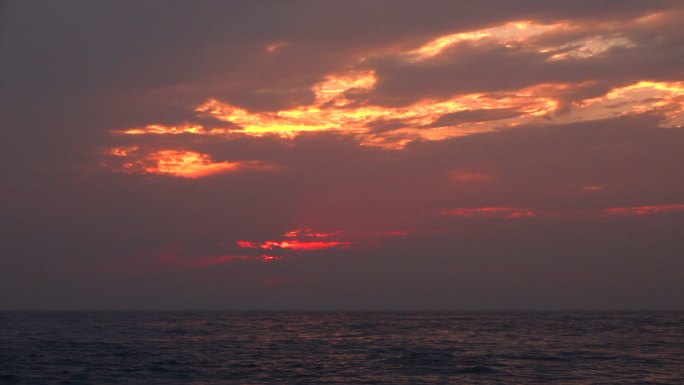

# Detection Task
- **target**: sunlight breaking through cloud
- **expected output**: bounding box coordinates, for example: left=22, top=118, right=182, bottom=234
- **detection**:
left=104, top=10, right=684, bottom=177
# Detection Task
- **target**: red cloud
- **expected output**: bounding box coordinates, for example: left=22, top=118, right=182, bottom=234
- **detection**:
left=599, top=203, right=684, bottom=217
left=237, top=240, right=349, bottom=251
left=283, top=229, right=339, bottom=238
left=441, top=207, right=538, bottom=218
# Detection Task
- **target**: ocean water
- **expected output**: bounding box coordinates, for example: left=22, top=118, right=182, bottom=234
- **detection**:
left=0, top=312, right=682, bottom=384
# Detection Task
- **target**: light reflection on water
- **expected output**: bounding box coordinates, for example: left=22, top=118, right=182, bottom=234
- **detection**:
left=0, top=311, right=682, bottom=384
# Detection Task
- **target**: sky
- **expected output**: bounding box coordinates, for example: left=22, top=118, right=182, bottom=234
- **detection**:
left=1, top=0, right=683, bottom=310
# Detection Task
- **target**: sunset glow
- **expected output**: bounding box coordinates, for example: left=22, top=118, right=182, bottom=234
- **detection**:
left=258, top=240, right=348, bottom=251
left=408, top=20, right=559, bottom=61
left=118, top=150, right=243, bottom=178
left=104, top=7, right=684, bottom=158
left=116, top=81, right=565, bottom=151
left=4, top=0, right=684, bottom=312
left=110, top=76, right=684, bottom=157
left=236, top=229, right=350, bottom=253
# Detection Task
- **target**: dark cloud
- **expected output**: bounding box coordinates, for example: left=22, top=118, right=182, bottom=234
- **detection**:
left=427, top=108, right=525, bottom=127
left=366, top=119, right=411, bottom=134
left=1, top=1, right=683, bottom=309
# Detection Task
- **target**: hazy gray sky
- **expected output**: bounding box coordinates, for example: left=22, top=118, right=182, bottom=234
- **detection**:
left=1, top=0, right=683, bottom=310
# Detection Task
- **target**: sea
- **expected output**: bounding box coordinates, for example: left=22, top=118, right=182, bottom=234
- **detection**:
left=1, top=311, right=682, bottom=384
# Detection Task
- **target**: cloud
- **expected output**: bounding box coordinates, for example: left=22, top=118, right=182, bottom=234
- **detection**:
left=86, top=3, right=684, bottom=158
left=600, top=203, right=684, bottom=217
left=439, top=203, right=684, bottom=220
left=2, top=1, right=684, bottom=309
left=428, top=108, right=527, bottom=127
left=441, top=207, right=539, bottom=218
left=106, top=149, right=275, bottom=178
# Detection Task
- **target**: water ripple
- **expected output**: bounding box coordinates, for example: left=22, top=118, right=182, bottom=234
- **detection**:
left=1, top=311, right=683, bottom=384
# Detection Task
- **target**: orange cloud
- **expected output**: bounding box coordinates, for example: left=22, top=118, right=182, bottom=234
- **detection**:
left=123, top=150, right=240, bottom=178
left=118, top=124, right=233, bottom=136
left=408, top=20, right=561, bottom=61
left=544, top=35, right=635, bottom=61
left=111, top=150, right=272, bottom=178
left=265, top=42, right=288, bottom=53
left=574, top=81, right=684, bottom=125
left=110, top=146, right=139, bottom=156
left=187, top=83, right=557, bottom=148
left=106, top=13, right=684, bottom=157
left=406, top=18, right=642, bottom=63
left=113, top=79, right=684, bottom=151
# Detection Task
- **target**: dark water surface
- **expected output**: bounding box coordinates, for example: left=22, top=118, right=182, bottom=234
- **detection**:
left=1, top=311, right=682, bottom=384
